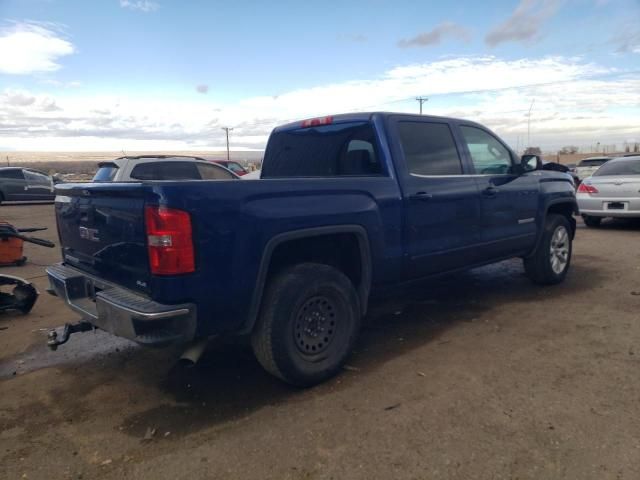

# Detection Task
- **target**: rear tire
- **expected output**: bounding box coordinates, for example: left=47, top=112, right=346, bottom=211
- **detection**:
left=582, top=215, right=602, bottom=228
left=0, top=192, right=4, bottom=205
left=524, top=214, right=572, bottom=285
left=251, top=263, right=361, bottom=387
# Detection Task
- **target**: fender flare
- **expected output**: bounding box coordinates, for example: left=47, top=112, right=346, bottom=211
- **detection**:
left=241, top=225, right=372, bottom=334
left=528, top=198, right=578, bottom=257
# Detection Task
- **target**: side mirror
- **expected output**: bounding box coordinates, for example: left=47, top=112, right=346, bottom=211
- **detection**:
left=521, top=154, right=542, bottom=172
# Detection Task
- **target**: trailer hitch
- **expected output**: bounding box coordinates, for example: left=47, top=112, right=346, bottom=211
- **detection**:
left=47, top=321, right=94, bottom=350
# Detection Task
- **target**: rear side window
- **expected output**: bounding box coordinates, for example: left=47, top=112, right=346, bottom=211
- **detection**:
left=398, top=122, right=462, bottom=175
left=594, top=159, right=640, bottom=176
left=130, top=162, right=200, bottom=181
left=93, top=163, right=119, bottom=182
left=0, top=169, right=24, bottom=179
left=196, top=163, right=236, bottom=180
left=262, top=121, right=382, bottom=178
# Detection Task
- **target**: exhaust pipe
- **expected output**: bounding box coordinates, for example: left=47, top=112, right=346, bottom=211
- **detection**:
left=178, top=337, right=211, bottom=366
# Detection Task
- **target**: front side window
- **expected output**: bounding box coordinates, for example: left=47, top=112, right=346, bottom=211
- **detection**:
left=24, top=170, right=51, bottom=185
left=397, top=122, right=462, bottom=176
left=460, top=126, right=513, bottom=175
left=262, top=121, right=382, bottom=178
left=197, top=163, right=236, bottom=180
left=225, top=162, right=246, bottom=175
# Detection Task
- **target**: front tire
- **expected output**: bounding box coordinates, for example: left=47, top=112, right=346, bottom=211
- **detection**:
left=251, top=263, right=361, bottom=387
left=524, top=214, right=572, bottom=285
left=582, top=215, right=602, bottom=227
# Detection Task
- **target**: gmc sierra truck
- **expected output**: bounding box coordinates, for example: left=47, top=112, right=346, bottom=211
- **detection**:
left=47, top=112, right=577, bottom=386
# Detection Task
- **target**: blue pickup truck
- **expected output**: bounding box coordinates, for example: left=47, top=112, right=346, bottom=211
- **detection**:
left=47, top=112, right=577, bottom=386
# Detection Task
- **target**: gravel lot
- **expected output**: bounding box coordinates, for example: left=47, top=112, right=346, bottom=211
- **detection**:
left=1, top=203, right=639, bottom=480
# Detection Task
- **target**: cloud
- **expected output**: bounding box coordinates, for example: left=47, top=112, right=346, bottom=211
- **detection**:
left=611, top=26, right=640, bottom=54
left=485, top=0, right=561, bottom=47
left=196, top=84, right=209, bottom=94
left=398, top=22, right=471, bottom=48
left=0, top=22, right=75, bottom=74
left=119, top=0, right=159, bottom=12
left=0, top=56, right=638, bottom=151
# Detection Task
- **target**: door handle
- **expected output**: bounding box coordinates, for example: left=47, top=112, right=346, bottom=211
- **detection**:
left=482, top=186, right=499, bottom=197
left=410, top=191, right=433, bottom=201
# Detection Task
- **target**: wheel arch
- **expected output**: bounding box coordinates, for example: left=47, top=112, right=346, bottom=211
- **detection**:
left=242, top=225, right=372, bottom=334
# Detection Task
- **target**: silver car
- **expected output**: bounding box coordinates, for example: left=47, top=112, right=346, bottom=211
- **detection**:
left=577, top=156, right=640, bottom=227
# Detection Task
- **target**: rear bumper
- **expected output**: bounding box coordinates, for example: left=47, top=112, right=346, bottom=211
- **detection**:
left=577, top=195, right=640, bottom=218
left=46, top=263, right=196, bottom=345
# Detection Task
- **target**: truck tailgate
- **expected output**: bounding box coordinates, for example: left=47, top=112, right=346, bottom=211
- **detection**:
left=55, top=183, right=151, bottom=294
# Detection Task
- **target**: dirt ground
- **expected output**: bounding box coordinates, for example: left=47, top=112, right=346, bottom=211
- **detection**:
left=1, top=203, right=639, bottom=480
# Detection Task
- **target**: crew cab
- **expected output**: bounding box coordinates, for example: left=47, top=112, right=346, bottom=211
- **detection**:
left=47, top=113, right=577, bottom=386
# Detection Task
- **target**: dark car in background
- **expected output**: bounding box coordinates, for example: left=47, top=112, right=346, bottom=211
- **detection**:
left=0, top=167, right=55, bottom=204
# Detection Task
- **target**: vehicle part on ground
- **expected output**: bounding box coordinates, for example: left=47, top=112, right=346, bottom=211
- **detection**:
left=524, top=214, right=573, bottom=285
left=47, top=321, right=95, bottom=350
left=251, top=263, right=360, bottom=387
left=0, top=274, right=38, bottom=314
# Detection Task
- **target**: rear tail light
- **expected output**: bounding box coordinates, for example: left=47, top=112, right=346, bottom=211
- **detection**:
left=144, top=206, right=195, bottom=275
left=577, top=183, right=599, bottom=194
left=301, top=116, right=333, bottom=128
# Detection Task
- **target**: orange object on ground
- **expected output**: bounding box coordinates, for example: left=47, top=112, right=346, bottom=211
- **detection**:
left=0, top=222, right=26, bottom=266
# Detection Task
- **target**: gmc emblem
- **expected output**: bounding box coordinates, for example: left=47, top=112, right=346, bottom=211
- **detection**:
left=79, top=226, right=100, bottom=242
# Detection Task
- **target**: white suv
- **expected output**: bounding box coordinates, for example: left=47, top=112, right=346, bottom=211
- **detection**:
left=574, top=157, right=611, bottom=181
left=93, top=155, right=239, bottom=182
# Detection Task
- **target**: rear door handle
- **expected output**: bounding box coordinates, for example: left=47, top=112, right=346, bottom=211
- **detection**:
left=482, top=186, right=499, bottom=197
left=410, top=191, right=433, bottom=201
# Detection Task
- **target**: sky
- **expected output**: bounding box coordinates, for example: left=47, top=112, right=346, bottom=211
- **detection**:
left=0, top=0, right=639, bottom=152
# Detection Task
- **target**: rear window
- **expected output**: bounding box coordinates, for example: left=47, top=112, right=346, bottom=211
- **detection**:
left=579, top=159, right=609, bottom=167
left=93, top=163, right=119, bottom=182
left=261, top=121, right=383, bottom=178
left=130, top=161, right=200, bottom=181
left=594, top=159, right=640, bottom=176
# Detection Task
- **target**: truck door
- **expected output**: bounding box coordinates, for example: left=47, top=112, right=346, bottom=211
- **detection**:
left=456, top=124, right=539, bottom=259
left=23, top=170, right=55, bottom=200
left=390, top=117, right=483, bottom=278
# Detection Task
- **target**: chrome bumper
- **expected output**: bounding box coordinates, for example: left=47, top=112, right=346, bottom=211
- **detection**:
left=46, top=263, right=196, bottom=345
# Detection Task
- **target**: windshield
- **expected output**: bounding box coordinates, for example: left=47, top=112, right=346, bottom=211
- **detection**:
left=578, top=159, right=609, bottom=167
left=594, top=159, right=640, bottom=176
left=93, top=163, right=119, bottom=182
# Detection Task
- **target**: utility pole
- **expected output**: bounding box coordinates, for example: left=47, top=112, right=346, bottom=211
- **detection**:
left=5, top=155, right=9, bottom=166
left=526, top=99, right=535, bottom=148
left=416, top=97, right=428, bottom=115
left=221, top=127, right=233, bottom=161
